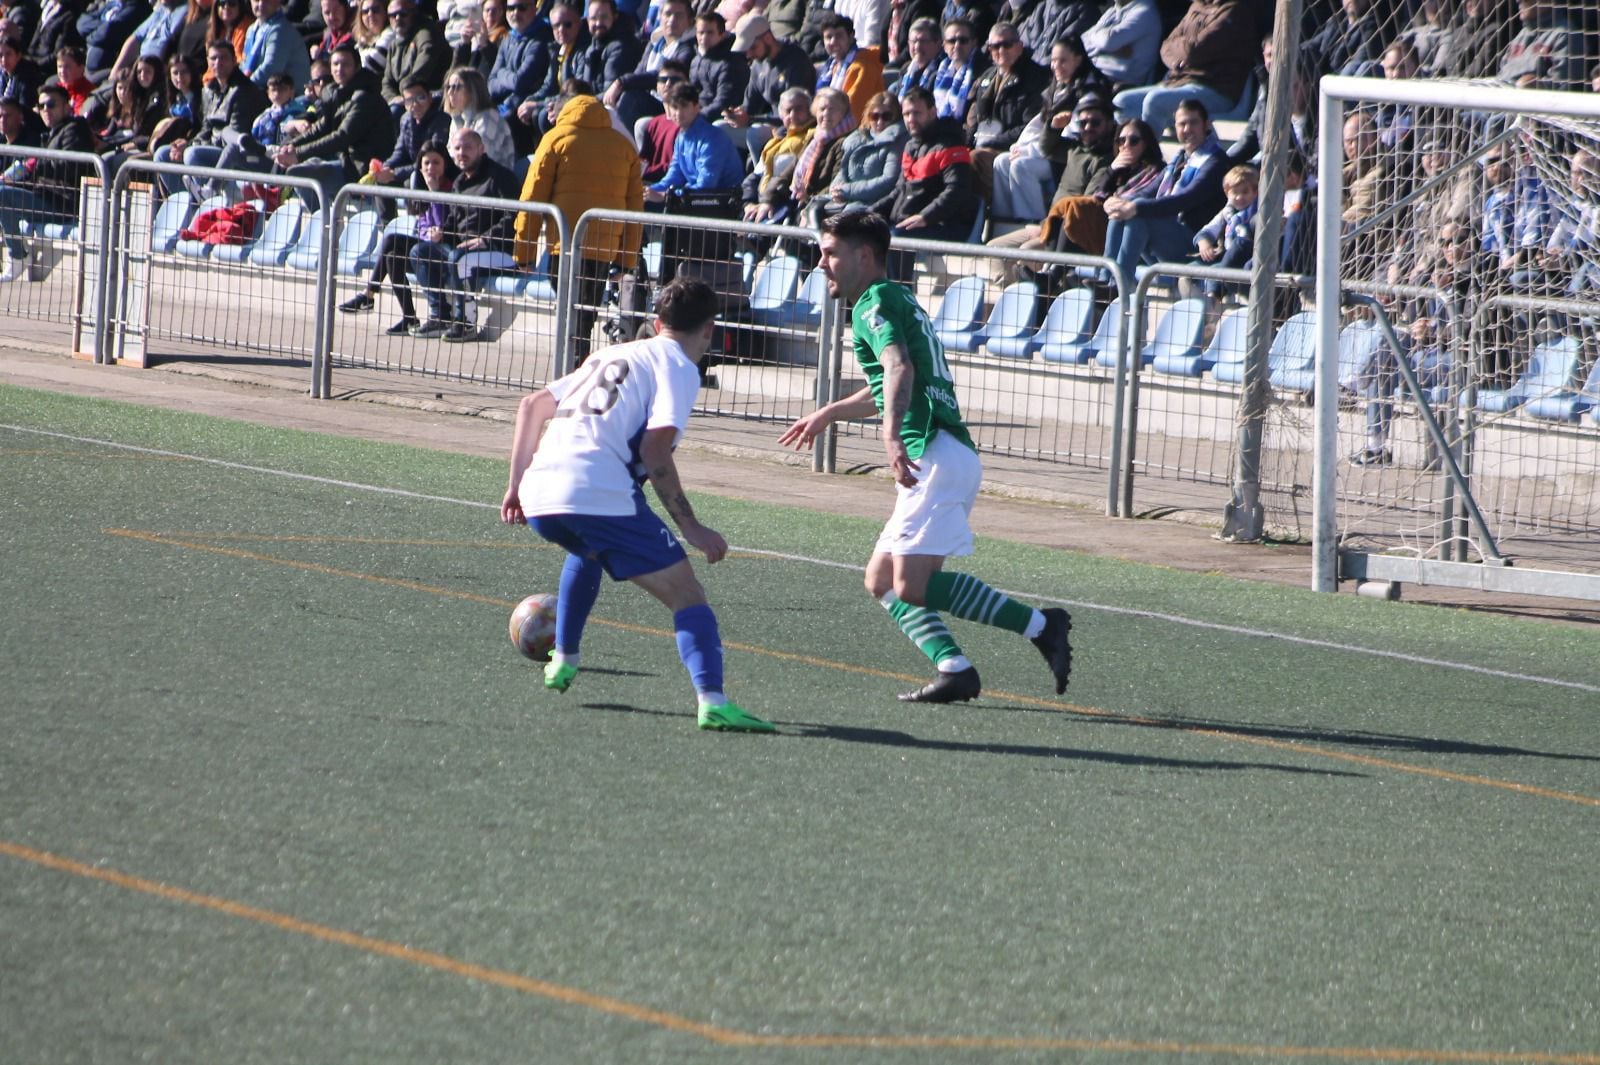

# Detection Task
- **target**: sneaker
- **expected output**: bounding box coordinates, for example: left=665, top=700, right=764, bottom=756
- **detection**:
left=410, top=318, right=449, bottom=338
left=543, top=660, right=577, bottom=693
left=1349, top=447, right=1393, bottom=467
left=442, top=322, right=481, bottom=343
left=339, top=292, right=375, bottom=313
left=697, top=701, right=776, bottom=732
left=385, top=316, right=419, bottom=335
left=1030, top=607, right=1073, bottom=695
left=0, top=260, right=22, bottom=283
left=897, top=666, right=981, bottom=704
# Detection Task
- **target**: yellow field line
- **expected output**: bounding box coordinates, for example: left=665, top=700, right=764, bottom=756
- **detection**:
left=3, top=836, right=1596, bottom=1063
left=102, top=527, right=1600, bottom=809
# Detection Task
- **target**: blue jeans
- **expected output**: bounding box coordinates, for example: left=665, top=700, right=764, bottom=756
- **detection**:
left=1112, top=81, right=1237, bottom=134
left=0, top=184, right=53, bottom=258
left=1102, top=214, right=1196, bottom=284
left=409, top=240, right=464, bottom=321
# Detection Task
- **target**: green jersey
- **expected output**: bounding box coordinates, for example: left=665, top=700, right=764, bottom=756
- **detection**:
left=851, top=278, right=975, bottom=459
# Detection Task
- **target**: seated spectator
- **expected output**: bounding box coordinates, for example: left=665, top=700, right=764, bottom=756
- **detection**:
left=368, top=71, right=448, bottom=184
left=92, top=60, right=162, bottom=149
left=351, top=0, right=391, bottom=75
left=868, top=83, right=975, bottom=243
left=338, top=137, right=451, bottom=331
left=1226, top=35, right=1315, bottom=174
left=1080, top=0, right=1159, bottom=91
left=634, top=56, right=683, bottom=179
left=26, top=0, right=86, bottom=73
left=739, top=82, right=811, bottom=222
left=688, top=10, right=744, bottom=121
left=451, top=0, right=506, bottom=79
left=0, top=32, right=42, bottom=108
left=208, top=0, right=253, bottom=75
left=1382, top=132, right=1474, bottom=298
left=722, top=11, right=813, bottom=156
left=81, top=0, right=152, bottom=82
left=643, top=77, right=741, bottom=197
left=1008, top=0, right=1095, bottom=61
left=788, top=86, right=853, bottom=220
left=241, top=0, right=310, bottom=90
left=1338, top=109, right=1397, bottom=272
left=380, top=0, right=448, bottom=111
left=1398, top=0, right=1452, bottom=76
left=310, top=0, right=355, bottom=63
left=54, top=45, right=96, bottom=113
left=1036, top=117, right=1159, bottom=259
left=1374, top=40, right=1419, bottom=155
left=105, top=0, right=184, bottom=87
left=930, top=16, right=984, bottom=122
left=245, top=68, right=299, bottom=146
left=1101, top=98, right=1226, bottom=284
left=1497, top=0, right=1588, bottom=92
left=1112, top=0, right=1254, bottom=135
left=512, top=89, right=642, bottom=363
left=154, top=50, right=200, bottom=142
left=484, top=0, right=547, bottom=146
left=408, top=125, right=517, bottom=340
left=832, top=0, right=887, bottom=51
left=512, top=0, right=583, bottom=141
left=0, top=93, right=45, bottom=147
left=443, top=63, right=513, bottom=166
left=171, top=0, right=219, bottom=75
left=1542, top=148, right=1600, bottom=296
left=963, top=22, right=1047, bottom=203
left=808, top=87, right=902, bottom=226
left=814, top=13, right=880, bottom=123
left=0, top=83, right=93, bottom=281
left=270, top=41, right=393, bottom=209
left=1481, top=139, right=1553, bottom=292
left=895, top=16, right=940, bottom=96
left=571, top=0, right=640, bottom=99
left=986, top=95, right=1116, bottom=275
left=1193, top=162, right=1256, bottom=293
left=604, top=0, right=690, bottom=134
left=936, top=0, right=991, bottom=49
left=1432, top=0, right=1512, bottom=80
left=155, top=39, right=266, bottom=193
left=1299, top=0, right=1383, bottom=78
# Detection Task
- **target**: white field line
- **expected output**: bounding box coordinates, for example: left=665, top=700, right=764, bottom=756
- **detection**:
left=6, top=422, right=1597, bottom=696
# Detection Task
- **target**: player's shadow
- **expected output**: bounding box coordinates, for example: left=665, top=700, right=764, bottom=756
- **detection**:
left=789, top=722, right=1361, bottom=776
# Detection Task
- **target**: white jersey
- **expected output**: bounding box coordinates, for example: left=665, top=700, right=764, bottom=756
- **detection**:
left=519, top=335, right=701, bottom=517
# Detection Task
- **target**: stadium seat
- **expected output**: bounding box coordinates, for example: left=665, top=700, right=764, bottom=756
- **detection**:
left=642, top=239, right=662, bottom=280
left=1524, top=354, right=1600, bottom=422
left=963, top=280, right=1037, bottom=356
left=791, top=265, right=828, bottom=323
left=173, top=193, right=235, bottom=259
left=18, top=218, right=78, bottom=240
left=284, top=209, right=325, bottom=271
left=246, top=200, right=306, bottom=267
left=148, top=191, right=194, bottom=253
left=746, top=254, right=802, bottom=325
left=931, top=276, right=986, bottom=352
left=481, top=249, right=555, bottom=299
left=988, top=288, right=1094, bottom=360
left=209, top=199, right=268, bottom=264
left=1205, top=307, right=1252, bottom=382
left=1334, top=319, right=1387, bottom=394
left=513, top=154, right=532, bottom=187
left=1477, top=336, right=1584, bottom=414
left=1045, top=300, right=1120, bottom=365
left=339, top=208, right=382, bottom=275
left=1210, top=70, right=1257, bottom=125
left=1113, top=294, right=1209, bottom=369
left=1265, top=311, right=1319, bottom=394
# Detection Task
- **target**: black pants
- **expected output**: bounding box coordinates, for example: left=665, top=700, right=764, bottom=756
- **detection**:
left=378, top=232, right=420, bottom=319
left=553, top=254, right=611, bottom=366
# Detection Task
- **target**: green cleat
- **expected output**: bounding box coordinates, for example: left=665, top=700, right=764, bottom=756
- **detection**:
left=697, top=701, right=776, bottom=733
left=543, top=660, right=577, bottom=693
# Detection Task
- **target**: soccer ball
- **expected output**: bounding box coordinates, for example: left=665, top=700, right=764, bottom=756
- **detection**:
left=509, top=593, right=558, bottom=662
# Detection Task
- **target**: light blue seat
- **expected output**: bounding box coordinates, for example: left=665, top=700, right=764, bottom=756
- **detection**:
left=1478, top=336, right=1584, bottom=414
left=1526, top=353, right=1600, bottom=423
left=1136, top=297, right=1212, bottom=372
left=284, top=209, right=325, bottom=271
left=1045, top=300, right=1120, bottom=365
left=988, top=288, right=1094, bottom=360
left=173, top=193, right=235, bottom=259
left=642, top=239, right=662, bottom=280
left=1265, top=311, right=1319, bottom=393
left=482, top=249, right=555, bottom=300
left=1205, top=308, right=1253, bottom=382
left=19, top=218, right=78, bottom=240
left=245, top=200, right=306, bottom=266
left=149, top=191, right=194, bottom=253
left=968, top=280, right=1037, bottom=357
left=1334, top=319, right=1386, bottom=393
left=790, top=265, right=828, bottom=324
left=512, top=154, right=532, bottom=187
left=209, top=199, right=268, bottom=264
left=746, top=254, right=802, bottom=325
left=338, top=208, right=382, bottom=275
left=931, top=276, right=987, bottom=352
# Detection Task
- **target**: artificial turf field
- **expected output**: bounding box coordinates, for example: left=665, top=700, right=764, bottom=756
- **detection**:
left=2, top=382, right=1597, bottom=1065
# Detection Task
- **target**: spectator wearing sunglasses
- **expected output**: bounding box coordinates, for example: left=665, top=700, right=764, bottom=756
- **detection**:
left=962, top=23, right=1047, bottom=202
left=351, top=0, right=393, bottom=74
left=894, top=16, right=941, bottom=96
left=0, top=85, right=93, bottom=282
left=635, top=58, right=684, bottom=180
left=930, top=16, right=984, bottom=122
left=486, top=0, right=550, bottom=135
left=513, top=0, right=584, bottom=137
left=604, top=0, right=692, bottom=133
left=380, top=0, right=448, bottom=110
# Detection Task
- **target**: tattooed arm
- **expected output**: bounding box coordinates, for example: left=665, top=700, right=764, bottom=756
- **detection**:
left=878, top=343, right=920, bottom=488
left=640, top=425, right=727, bottom=563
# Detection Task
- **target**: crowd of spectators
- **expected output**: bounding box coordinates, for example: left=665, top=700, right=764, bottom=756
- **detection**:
left=0, top=0, right=1597, bottom=412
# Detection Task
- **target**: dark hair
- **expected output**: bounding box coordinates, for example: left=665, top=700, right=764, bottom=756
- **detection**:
left=1117, top=118, right=1164, bottom=169
left=330, top=40, right=361, bottom=61
left=206, top=38, right=237, bottom=56
left=655, top=276, right=718, bottom=333
left=266, top=72, right=295, bottom=89
left=1174, top=97, right=1210, bottom=123
left=588, top=0, right=616, bottom=12
left=560, top=76, right=594, bottom=96
left=56, top=44, right=87, bottom=65
left=665, top=81, right=700, bottom=108
left=400, top=73, right=432, bottom=94
left=694, top=10, right=724, bottom=30
left=657, top=57, right=689, bottom=78
left=38, top=83, right=71, bottom=109
left=818, top=12, right=854, bottom=36
left=820, top=210, right=891, bottom=264
left=416, top=137, right=450, bottom=168
left=1051, top=35, right=1085, bottom=59
left=900, top=85, right=934, bottom=110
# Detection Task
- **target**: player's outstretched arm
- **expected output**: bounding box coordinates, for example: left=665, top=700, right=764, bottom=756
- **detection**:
left=640, top=426, right=727, bottom=564
left=502, top=388, right=558, bottom=524
left=777, top=386, right=879, bottom=450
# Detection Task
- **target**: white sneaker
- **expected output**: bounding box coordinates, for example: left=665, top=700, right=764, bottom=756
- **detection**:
left=0, top=260, right=24, bottom=283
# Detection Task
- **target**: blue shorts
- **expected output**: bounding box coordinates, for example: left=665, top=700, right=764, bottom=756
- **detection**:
left=528, top=494, right=687, bottom=581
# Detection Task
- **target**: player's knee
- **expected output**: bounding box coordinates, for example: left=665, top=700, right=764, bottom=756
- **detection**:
left=864, top=571, right=893, bottom=600
left=892, top=577, right=928, bottom=606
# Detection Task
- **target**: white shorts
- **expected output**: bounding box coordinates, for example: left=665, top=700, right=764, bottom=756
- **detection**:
left=874, top=430, right=981, bottom=558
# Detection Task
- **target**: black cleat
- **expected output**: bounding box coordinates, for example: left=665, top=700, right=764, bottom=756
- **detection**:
left=1031, top=607, right=1073, bottom=694
left=897, top=666, right=982, bottom=704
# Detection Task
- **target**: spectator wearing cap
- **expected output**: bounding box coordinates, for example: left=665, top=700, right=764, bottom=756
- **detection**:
left=814, top=13, right=881, bottom=124
left=688, top=10, right=745, bottom=122
left=0, top=84, right=93, bottom=282
left=241, top=0, right=310, bottom=90
left=1079, top=0, right=1159, bottom=91
left=986, top=93, right=1114, bottom=271
left=930, top=16, right=984, bottom=122
left=603, top=0, right=691, bottom=133
left=962, top=22, right=1047, bottom=204
left=486, top=0, right=552, bottom=127
left=1111, top=0, right=1254, bottom=136
left=721, top=11, right=812, bottom=157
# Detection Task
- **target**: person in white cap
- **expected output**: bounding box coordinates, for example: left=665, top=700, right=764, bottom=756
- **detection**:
left=720, top=10, right=813, bottom=158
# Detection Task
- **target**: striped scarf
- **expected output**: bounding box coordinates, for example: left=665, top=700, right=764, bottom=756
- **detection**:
left=792, top=109, right=857, bottom=203
left=932, top=55, right=975, bottom=120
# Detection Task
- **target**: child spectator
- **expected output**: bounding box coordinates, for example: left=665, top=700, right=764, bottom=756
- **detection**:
left=251, top=70, right=303, bottom=147
left=1194, top=164, right=1258, bottom=286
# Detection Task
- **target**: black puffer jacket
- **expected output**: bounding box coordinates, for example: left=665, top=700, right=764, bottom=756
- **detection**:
left=964, top=53, right=1050, bottom=152
left=870, top=116, right=977, bottom=229
left=689, top=34, right=748, bottom=120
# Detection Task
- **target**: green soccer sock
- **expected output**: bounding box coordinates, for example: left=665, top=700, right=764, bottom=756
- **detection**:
left=924, top=571, right=1043, bottom=637
left=881, top=593, right=968, bottom=671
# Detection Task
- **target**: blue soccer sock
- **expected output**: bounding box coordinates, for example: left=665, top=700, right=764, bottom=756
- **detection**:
left=554, top=553, right=603, bottom=658
left=673, top=603, right=725, bottom=703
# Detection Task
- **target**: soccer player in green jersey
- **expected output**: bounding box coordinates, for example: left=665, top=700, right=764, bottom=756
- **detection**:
left=779, top=211, right=1073, bottom=704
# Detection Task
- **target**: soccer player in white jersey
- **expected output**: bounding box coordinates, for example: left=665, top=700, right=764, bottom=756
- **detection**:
left=501, top=277, right=774, bottom=733
left=779, top=211, right=1073, bottom=704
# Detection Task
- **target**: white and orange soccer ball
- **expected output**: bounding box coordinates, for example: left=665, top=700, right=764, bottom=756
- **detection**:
left=509, top=593, right=558, bottom=662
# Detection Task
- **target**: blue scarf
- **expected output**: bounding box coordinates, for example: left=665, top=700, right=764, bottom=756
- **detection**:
left=932, top=55, right=975, bottom=120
